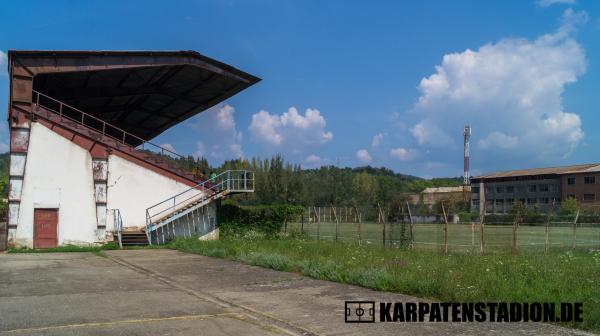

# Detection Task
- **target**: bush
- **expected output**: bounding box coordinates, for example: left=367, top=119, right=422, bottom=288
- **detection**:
left=457, top=211, right=479, bottom=222
left=218, top=202, right=304, bottom=236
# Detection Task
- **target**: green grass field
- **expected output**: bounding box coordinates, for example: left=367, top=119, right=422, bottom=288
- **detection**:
left=170, top=234, right=600, bottom=333
left=286, top=221, right=600, bottom=253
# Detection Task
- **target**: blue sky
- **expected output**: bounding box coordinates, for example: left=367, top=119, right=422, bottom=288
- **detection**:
left=1, top=0, right=599, bottom=178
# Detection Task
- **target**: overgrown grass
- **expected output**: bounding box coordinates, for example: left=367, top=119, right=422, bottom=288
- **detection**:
left=169, top=232, right=600, bottom=332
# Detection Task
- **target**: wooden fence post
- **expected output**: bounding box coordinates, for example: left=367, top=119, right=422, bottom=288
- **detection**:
left=441, top=201, right=449, bottom=255
left=354, top=206, right=362, bottom=244
left=572, top=208, right=580, bottom=250
left=378, top=203, right=386, bottom=247
left=301, top=213, right=304, bottom=234
left=479, top=201, right=486, bottom=255
left=406, top=201, right=414, bottom=248
left=333, top=206, right=339, bottom=242
left=512, top=204, right=520, bottom=255
left=545, top=201, right=555, bottom=253
left=314, top=206, right=321, bottom=241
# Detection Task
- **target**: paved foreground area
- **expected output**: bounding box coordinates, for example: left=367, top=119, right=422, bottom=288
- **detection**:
left=0, top=250, right=593, bottom=335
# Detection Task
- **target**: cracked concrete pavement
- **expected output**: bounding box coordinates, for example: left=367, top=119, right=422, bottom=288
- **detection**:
left=0, top=249, right=593, bottom=335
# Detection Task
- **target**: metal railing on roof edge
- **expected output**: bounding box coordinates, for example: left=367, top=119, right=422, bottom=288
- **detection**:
left=31, top=90, right=186, bottom=161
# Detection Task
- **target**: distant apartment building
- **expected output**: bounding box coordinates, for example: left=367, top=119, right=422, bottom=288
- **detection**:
left=471, top=163, right=600, bottom=214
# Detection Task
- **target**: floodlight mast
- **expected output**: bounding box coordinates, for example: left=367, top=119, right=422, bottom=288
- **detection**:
left=463, top=125, right=471, bottom=185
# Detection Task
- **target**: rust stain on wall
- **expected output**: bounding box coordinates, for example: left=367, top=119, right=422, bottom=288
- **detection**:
left=10, top=129, right=29, bottom=153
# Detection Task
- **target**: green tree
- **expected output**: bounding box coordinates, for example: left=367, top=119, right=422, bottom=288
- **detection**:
left=561, top=197, right=579, bottom=215
left=351, top=172, right=377, bottom=207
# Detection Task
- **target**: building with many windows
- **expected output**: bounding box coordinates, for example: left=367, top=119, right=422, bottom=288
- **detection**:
left=471, top=163, right=600, bottom=214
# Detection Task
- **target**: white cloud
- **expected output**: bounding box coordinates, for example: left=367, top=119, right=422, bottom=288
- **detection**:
left=194, top=142, right=206, bottom=159
left=188, top=104, right=244, bottom=162
left=249, top=107, right=333, bottom=148
left=304, top=154, right=329, bottom=168
left=248, top=110, right=282, bottom=145
left=410, top=121, right=454, bottom=147
left=371, top=133, right=385, bottom=148
left=0, top=51, right=6, bottom=76
left=425, top=161, right=447, bottom=170
left=158, top=143, right=178, bottom=157
left=160, top=143, right=176, bottom=153
left=410, top=9, right=587, bottom=162
left=537, top=0, right=576, bottom=7
left=478, top=132, right=519, bottom=150
left=306, top=154, right=323, bottom=163
left=356, top=149, right=372, bottom=164
left=390, top=147, right=418, bottom=161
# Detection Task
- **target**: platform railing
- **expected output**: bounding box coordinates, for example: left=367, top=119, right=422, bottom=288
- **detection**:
left=32, top=90, right=185, bottom=159
left=145, top=170, right=254, bottom=233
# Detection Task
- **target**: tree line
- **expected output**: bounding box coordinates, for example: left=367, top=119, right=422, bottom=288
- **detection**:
left=160, top=153, right=463, bottom=208
left=0, top=152, right=464, bottom=209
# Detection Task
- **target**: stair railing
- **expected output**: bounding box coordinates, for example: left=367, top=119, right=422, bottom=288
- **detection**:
left=145, top=170, right=254, bottom=232
left=112, top=209, right=124, bottom=248
left=32, top=90, right=186, bottom=160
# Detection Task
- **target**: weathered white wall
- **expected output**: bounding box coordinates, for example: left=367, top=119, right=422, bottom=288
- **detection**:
left=14, top=122, right=98, bottom=247
left=11, top=121, right=213, bottom=247
left=106, top=154, right=194, bottom=230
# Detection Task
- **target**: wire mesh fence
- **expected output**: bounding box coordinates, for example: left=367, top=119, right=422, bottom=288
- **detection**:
left=283, top=206, right=600, bottom=254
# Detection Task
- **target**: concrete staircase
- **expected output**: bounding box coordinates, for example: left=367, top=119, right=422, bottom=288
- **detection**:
left=145, top=170, right=254, bottom=244
left=120, top=232, right=150, bottom=246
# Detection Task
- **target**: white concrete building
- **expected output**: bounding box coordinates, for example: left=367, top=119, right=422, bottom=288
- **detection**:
left=6, top=50, right=258, bottom=248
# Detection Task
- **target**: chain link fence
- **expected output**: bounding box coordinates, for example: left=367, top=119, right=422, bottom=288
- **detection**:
left=283, top=206, right=600, bottom=254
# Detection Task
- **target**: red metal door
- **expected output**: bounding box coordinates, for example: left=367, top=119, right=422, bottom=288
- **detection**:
left=34, top=209, right=58, bottom=249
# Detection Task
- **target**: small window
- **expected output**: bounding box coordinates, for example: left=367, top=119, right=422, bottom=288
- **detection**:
left=506, top=198, right=514, bottom=205
left=583, top=193, right=595, bottom=202
left=506, top=186, right=514, bottom=193
left=528, top=185, right=537, bottom=192
left=472, top=199, right=479, bottom=206
left=567, top=177, right=576, bottom=185
left=518, top=186, right=526, bottom=192
left=527, top=198, right=537, bottom=204
left=472, top=187, right=480, bottom=194
left=496, top=186, right=504, bottom=193
left=540, top=198, right=549, bottom=204
left=539, top=184, right=549, bottom=192
left=584, top=176, right=596, bottom=184
left=485, top=187, right=493, bottom=194
left=495, top=199, right=504, bottom=205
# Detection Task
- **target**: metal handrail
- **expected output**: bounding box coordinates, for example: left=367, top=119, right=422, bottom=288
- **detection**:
left=145, top=170, right=254, bottom=231
left=32, top=90, right=184, bottom=159
left=113, top=209, right=123, bottom=248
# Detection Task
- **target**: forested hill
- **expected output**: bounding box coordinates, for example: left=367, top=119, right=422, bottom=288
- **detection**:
left=0, top=153, right=462, bottom=207
left=160, top=154, right=463, bottom=207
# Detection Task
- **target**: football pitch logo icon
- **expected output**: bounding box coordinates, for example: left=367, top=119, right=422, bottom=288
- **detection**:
left=345, top=301, right=375, bottom=323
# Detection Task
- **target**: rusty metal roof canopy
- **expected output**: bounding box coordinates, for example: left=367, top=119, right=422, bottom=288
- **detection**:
left=473, top=163, right=600, bottom=180
left=8, top=50, right=260, bottom=145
